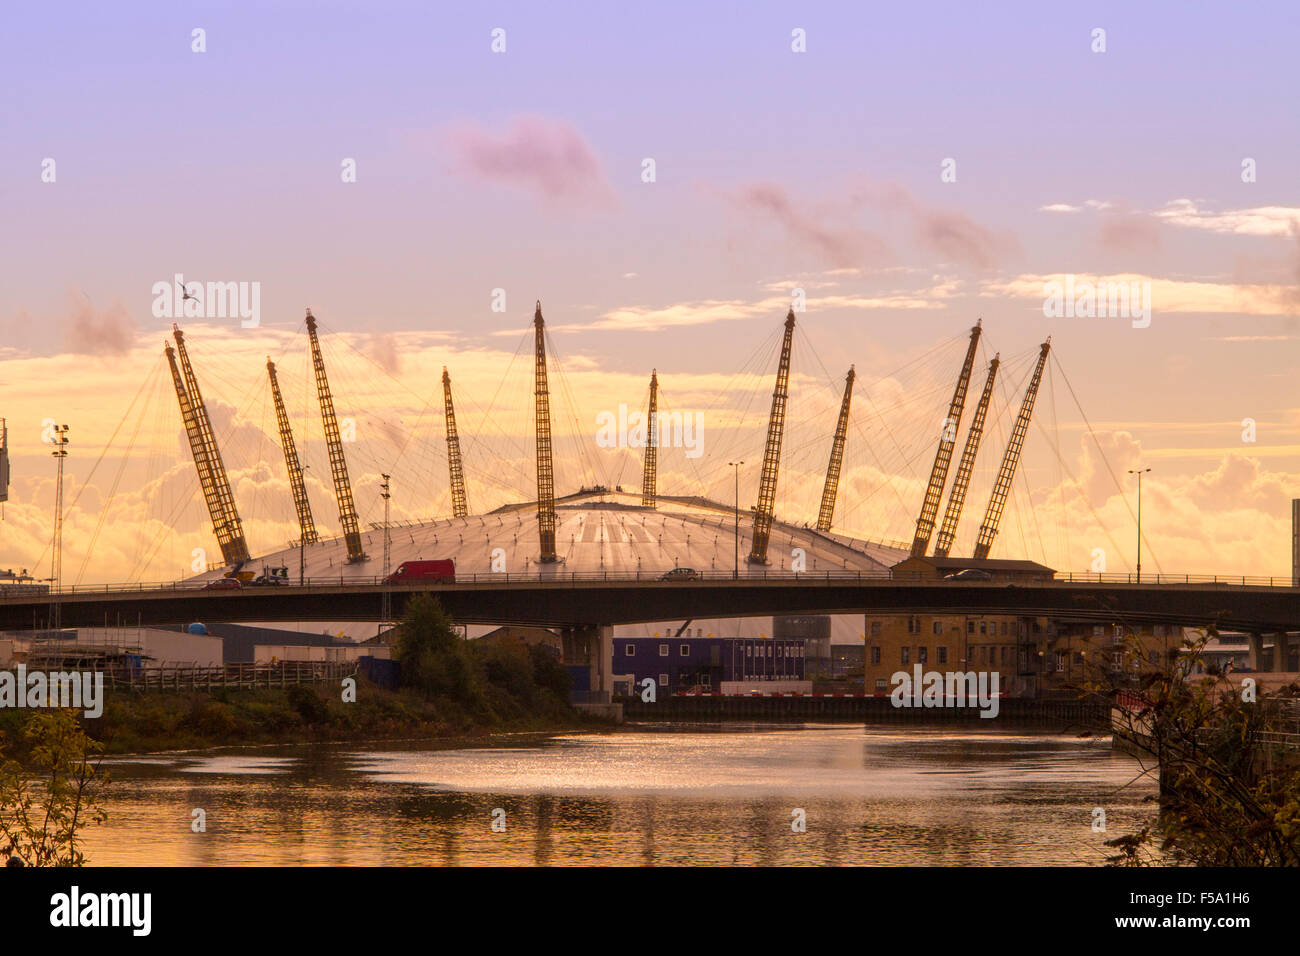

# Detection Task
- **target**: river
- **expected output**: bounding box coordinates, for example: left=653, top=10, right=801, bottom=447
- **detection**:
left=83, top=723, right=1157, bottom=866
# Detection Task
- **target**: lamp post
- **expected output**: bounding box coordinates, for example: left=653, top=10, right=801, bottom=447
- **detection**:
left=299, top=463, right=310, bottom=586
left=50, top=424, right=69, bottom=631
left=728, top=460, right=743, bottom=580
left=1128, top=467, right=1151, bottom=584
left=380, top=473, right=391, bottom=627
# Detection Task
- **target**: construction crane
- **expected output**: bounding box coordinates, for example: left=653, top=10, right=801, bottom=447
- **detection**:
left=910, top=320, right=981, bottom=557
left=267, top=357, right=318, bottom=546
left=816, top=365, right=855, bottom=533
left=166, top=325, right=250, bottom=567
left=442, top=367, right=469, bottom=518
left=641, top=369, right=658, bottom=508
left=934, top=355, right=999, bottom=558
left=304, top=309, right=367, bottom=563
left=973, top=339, right=1051, bottom=560
left=534, top=301, right=557, bottom=562
left=748, top=309, right=796, bottom=565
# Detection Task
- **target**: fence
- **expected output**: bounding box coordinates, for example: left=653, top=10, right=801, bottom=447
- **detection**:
left=13, top=569, right=1300, bottom=597
left=100, top=660, right=358, bottom=692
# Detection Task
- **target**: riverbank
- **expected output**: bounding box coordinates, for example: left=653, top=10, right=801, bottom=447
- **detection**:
left=0, top=680, right=612, bottom=763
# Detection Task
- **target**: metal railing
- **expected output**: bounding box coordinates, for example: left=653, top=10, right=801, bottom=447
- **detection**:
left=4, top=569, right=1299, bottom=599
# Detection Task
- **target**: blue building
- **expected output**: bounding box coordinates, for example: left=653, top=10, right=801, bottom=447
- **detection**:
left=612, top=637, right=805, bottom=694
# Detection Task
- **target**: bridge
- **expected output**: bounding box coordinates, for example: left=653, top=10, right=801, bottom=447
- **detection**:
left=6, top=573, right=1299, bottom=633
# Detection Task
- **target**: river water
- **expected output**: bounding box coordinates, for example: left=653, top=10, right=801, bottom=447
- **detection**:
left=83, top=724, right=1157, bottom=866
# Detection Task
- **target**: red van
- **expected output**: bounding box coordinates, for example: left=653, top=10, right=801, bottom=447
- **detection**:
left=384, top=559, right=456, bottom=584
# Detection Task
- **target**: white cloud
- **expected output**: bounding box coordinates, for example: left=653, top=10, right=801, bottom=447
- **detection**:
left=1154, top=199, right=1300, bottom=237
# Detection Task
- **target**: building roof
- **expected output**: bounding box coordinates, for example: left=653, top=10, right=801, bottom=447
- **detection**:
left=189, top=489, right=910, bottom=583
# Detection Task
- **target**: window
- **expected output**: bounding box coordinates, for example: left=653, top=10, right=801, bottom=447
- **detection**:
left=907, top=616, right=920, bottom=635
left=659, top=644, right=669, bottom=657
left=659, top=673, right=669, bottom=687
left=1001, top=622, right=1008, bottom=636
left=901, top=647, right=911, bottom=665
left=918, top=647, right=928, bottom=664
left=679, top=644, right=690, bottom=657
left=979, top=622, right=987, bottom=635
left=870, top=647, right=881, bottom=665
left=875, top=679, right=888, bottom=692
left=937, top=646, right=948, bottom=664
left=1055, top=653, right=1066, bottom=672
left=1093, top=625, right=1104, bottom=637
left=624, top=645, right=636, bottom=656
left=1001, top=647, right=1009, bottom=665
left=967, top=621, right=975, bottom=635
left=932, top=621, right=943, bottom=636
left=870, top=621, right=882, bottom=636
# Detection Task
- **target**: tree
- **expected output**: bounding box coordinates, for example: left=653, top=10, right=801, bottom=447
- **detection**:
left=393, top=593, right=481, bottom=705
left=0, top=709, right=109, bottom=867
left=1102, top=629, right=1300, bottom=866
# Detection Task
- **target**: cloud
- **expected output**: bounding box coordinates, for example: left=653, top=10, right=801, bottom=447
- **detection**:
left=732, top=180, right=1015, bottom=271
left=63, top=293, right=136, bottom=357
left=554, top=297, right=784, bottom=332
left=1155, top=199, right=1300, bottom=237
left=985, top=272, right=1298, bottom=316
left=912, top=208, right=1011, bottom=269
left=856, top=181, right=1019, bottom=270
left=368, top=332, right=401, bottom=374
left=732, top=182, right=889, bottom=269
left=442, top=115, right=615, bottom=207
left=549, top=278, right=963, bottom=333
left=1097, top=206, right=1163, bottom=253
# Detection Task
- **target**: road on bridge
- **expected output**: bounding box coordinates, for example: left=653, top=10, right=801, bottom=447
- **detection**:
left=3, top=576, right=1300, bottom=633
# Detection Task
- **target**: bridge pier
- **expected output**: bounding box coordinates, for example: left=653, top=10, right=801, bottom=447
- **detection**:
left=1275, top=632, right=1292, bottom=673
left=1249, top=633, right=1266, bottom=671
left=560, top=623, right=618, bottom=718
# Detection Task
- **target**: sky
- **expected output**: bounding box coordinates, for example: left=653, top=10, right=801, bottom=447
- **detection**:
left=2, top=0, right=1299, bottom=583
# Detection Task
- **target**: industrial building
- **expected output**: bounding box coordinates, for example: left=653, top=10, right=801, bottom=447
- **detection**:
left=611, top=636, right=808, bottom=696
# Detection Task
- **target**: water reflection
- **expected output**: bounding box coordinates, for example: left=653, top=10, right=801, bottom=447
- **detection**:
left=83, top=724, right=1157, bottom=866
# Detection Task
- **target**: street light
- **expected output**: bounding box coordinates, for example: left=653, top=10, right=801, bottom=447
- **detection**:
left=299, top=463, right=310, bottom=586
left=728, top=460, right=743, bottom=579
left=380, top=474, right=391, bottom=629
left=1128, top=467, right=1151, bottom=584
left=50, top=424, right=69, bottom=631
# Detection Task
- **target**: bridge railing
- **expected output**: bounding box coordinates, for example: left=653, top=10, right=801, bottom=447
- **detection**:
left=8, top=569, right=1299, bottom=598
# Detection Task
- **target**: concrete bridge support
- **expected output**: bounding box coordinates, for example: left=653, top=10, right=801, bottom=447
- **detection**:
left=1275, top=632, right=1292, bottom=673
left=1249, top=633, right=1266, bottom=671
left=560, top=623, right=620, bottom=720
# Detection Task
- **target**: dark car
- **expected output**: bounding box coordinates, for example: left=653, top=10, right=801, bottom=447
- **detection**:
left=944, top=568, right=993, bottom=581
left=660, top=567, right=701, bottom=581
left=202, top=577, right=242, bottom=590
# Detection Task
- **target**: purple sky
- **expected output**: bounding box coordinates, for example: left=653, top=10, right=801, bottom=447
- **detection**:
left=2, top=1, right=1299, bottom=580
